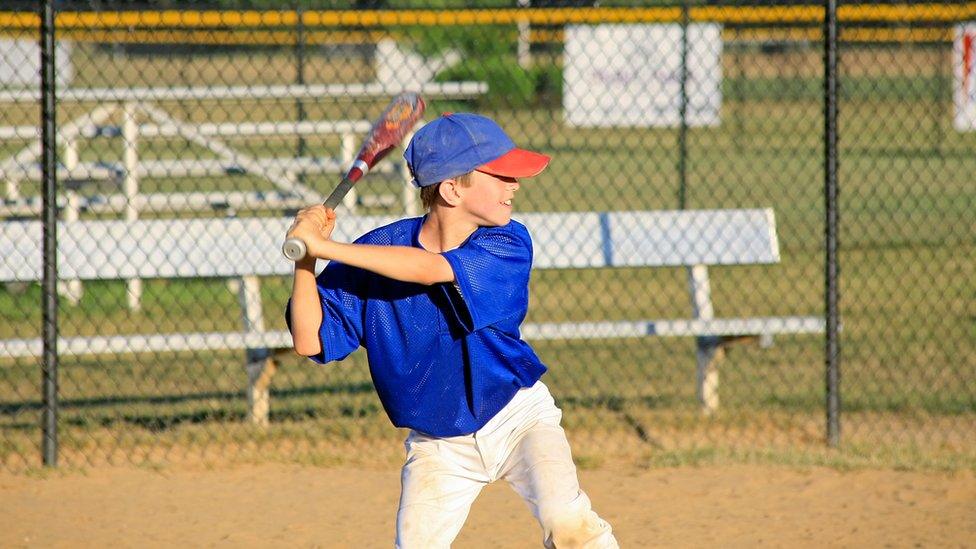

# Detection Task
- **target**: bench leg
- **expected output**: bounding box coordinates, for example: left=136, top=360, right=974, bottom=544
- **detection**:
left=246, top=351, right=277, bottom=427
left=695, top=336, right=725, bottom=415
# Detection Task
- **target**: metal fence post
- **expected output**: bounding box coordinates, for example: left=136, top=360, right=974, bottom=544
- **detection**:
left=39, top=0, right=60, bottom=467
left=824, top=0, right=841, bottom=448
left=677, top=0, right=690, bottom=211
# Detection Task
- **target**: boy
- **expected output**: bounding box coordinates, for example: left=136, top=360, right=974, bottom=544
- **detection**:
left=286, top=113, right=618, bottom=548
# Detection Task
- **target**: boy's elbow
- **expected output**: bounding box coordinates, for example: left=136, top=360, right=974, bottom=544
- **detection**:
left=292, top=336, right=322, bottom=357
left=295, top=346, right=321, bottom=358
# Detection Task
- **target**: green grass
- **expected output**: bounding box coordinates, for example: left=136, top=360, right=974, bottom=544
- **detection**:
left=1, top=41, right=974, bottom=472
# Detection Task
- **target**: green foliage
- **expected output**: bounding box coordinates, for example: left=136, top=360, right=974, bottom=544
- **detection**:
left=437, top=55, right=535, bottom=108
left=395, top=24, right=562, bottom=109
left=402, top=25, right=513, bottom=58
left=434, top=56, right=561, bottom=109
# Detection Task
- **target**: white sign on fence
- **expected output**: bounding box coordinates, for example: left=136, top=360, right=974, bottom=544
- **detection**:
left=563, top=24, right=722, bottom=128
left=954, top=24, right=976, bottom=132
left=0, top=38, right=73, bottom=89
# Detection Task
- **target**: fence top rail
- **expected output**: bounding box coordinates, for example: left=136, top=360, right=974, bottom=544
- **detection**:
left=0, top=209, right=779, bottom=282
left=2, top=5, right=973, bottom=28
left=0, top=81, right=487, bottom=104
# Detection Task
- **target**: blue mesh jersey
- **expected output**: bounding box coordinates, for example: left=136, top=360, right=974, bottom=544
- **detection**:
left=285, top=216, right=548, bottom=437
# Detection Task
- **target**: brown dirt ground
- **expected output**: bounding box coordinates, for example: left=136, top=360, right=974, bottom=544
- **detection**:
left=0, top=464, right=973, bottom=548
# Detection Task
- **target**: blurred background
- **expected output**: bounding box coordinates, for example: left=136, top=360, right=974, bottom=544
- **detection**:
left=0, top=0, right=973, bottom=471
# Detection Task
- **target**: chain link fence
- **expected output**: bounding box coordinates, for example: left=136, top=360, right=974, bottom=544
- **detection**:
left=1, top=1, right=973, bottom=471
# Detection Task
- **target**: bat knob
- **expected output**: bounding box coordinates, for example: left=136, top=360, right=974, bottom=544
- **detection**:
left=282, top=238, right=308, bottom=261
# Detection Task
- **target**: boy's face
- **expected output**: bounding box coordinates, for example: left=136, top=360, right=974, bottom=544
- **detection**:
left=459, top=170, right=521, bottom=227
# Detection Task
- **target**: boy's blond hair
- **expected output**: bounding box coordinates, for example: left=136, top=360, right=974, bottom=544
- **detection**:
left=420, top=172, right=473, bottom=211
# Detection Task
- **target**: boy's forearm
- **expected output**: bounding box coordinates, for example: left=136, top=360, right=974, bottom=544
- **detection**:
left=289, top=259, right=324, bottom=356
left=312, top=241, right=454, bottom=285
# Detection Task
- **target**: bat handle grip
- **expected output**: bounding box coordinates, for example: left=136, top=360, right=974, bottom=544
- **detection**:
left=283, top=172, right=363, bottom=262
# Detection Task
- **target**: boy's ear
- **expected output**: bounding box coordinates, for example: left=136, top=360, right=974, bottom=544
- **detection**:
left=438, top=178, right=464, bottom=206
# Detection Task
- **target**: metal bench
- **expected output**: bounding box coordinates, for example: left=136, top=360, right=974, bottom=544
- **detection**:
left=0, top=208, right=823, bottom=422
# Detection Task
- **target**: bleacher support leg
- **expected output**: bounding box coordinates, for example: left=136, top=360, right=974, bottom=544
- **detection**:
left=239, top=274, right=275, bottom=426
left=123, top=102, right=142, bottom=311
left=695, top=335, right=724, bottom=415
left=246, top=351, right=277, bottom=427
left=57, top=190, right=84, bottom=305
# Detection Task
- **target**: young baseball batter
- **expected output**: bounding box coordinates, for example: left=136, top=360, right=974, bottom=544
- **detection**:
left=286, top=113, right=618, bottom=548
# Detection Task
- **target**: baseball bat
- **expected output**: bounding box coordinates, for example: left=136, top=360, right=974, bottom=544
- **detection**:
left=282, top=92, right=426, bottom=261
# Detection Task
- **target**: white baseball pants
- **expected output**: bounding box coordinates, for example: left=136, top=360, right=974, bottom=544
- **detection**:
left=395, top=381, right=618, bottom=548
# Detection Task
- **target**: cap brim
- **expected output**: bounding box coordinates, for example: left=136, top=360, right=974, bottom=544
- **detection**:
left=476, top=148, right=551, bottom=179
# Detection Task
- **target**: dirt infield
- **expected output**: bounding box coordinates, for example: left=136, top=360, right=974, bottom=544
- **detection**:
left=1, top=464, right=973, bottom=548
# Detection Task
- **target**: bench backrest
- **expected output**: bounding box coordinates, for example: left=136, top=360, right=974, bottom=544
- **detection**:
left=522, top=209, right=779, bottom=269
left=0, top=209, right=779, bottom=282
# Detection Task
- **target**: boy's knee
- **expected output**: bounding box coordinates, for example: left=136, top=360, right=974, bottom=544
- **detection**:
left=540, top=508, right=618, bottom=549
left=396, top=504, right=455, bottom=549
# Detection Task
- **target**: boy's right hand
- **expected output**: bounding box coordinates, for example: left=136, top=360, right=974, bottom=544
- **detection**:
left=286, top=206, right=337, bottom=260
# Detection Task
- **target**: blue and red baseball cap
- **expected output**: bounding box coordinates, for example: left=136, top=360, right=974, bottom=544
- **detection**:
left=404, top=113, right=550, bottom=188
